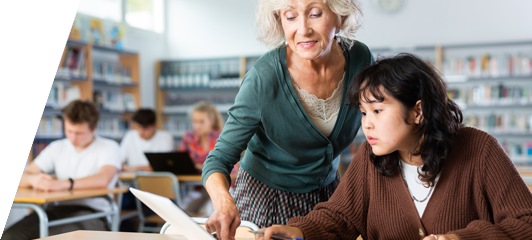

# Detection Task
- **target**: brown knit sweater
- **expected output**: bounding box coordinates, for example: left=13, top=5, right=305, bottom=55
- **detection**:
left=288, top=127, right=532, bottom=239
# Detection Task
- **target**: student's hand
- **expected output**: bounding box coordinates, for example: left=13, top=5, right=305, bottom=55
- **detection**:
left=423, top=234, right=460, bottom=240
left=28, top=173, right=53, bottom=189
left=255, top=225, right=304, bottom=240
left=204, top=195, right=240, bottom=240
left=33, top=179, right=69, bottom=192
left=122, top=163, right=136, bottom=172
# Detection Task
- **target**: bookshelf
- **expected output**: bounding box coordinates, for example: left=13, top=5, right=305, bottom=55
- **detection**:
left=441, top=41, right=532, bottom=166
left=154, top=56, right=260, bottom=139
left=338, top=40, right=532, bottom=174
left=32, top=40, right=141, bottom=160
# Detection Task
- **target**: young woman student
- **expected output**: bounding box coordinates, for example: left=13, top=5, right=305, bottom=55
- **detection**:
left=258, top=54, right=532, bottom=240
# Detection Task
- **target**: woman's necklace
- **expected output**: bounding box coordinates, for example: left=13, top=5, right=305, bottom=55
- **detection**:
left=401, top=167, right=434, bottom=203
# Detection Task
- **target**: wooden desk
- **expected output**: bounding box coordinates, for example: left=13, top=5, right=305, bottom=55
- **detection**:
left=14, top=188, right=126, bottom=204
left=12, top=188, right=127, bottom=238
left=37, top=230, right=253, bottom=240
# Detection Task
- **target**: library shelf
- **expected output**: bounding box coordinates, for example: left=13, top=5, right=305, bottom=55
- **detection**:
left=462, top=104, right=532, bottom=110
left=445, top=74, right=532, bottom=83
left=160, top=86, right=240, bottom=91
left=32, top=39, right=142, bottom=161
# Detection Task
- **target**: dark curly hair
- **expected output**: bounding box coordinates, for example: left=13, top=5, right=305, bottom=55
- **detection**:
left=348, top=53, right=463, bottom=186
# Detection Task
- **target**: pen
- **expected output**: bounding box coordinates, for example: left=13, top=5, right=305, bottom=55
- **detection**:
left=249, top=230, right=306, bottom=240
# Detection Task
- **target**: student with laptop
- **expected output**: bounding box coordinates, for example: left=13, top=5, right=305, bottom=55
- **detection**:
left=121, top=108, right=174, bottom=172
left=177, top=102, right=237, bottom=215
left=3, top=100, right=122, bottom=240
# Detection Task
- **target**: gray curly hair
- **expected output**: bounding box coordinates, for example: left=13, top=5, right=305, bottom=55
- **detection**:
left=256, top=0, right=363, bottom=49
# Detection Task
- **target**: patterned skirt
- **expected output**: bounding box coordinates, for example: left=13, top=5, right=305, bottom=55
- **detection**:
left=233, top=168, right=340, bottom=228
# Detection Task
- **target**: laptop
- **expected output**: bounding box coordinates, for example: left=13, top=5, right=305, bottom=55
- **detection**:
left=130, top=187, right=215, bottom=240
left=145, top=151, right=200, bottom=175
left=131, top=188, right=300, bottom=240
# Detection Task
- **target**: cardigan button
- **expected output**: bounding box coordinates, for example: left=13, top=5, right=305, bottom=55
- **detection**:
left=418, top=228, right=424, bottom=237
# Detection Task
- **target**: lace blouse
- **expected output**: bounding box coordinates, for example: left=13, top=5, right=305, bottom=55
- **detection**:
left=291, top=73, right=345, bottom=137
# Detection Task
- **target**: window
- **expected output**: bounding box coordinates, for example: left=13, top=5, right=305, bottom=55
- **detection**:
left=125, top=0, right=165, bottom=33
left=78, top=0, right=122, bottom=22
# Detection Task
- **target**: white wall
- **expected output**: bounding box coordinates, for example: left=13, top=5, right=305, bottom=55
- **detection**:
left=124, top=27, right=168, bottom=108
left=166, top=0, right=268, bottom=59
left=356, top=0, right=532, bottom=49
left=166, top=0, right=532, bottom=59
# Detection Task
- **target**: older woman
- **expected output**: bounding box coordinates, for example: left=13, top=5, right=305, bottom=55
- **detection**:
left=201, top=0, right=372, bottom=239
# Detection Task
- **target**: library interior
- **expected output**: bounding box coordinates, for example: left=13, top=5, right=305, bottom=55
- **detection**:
left=4, top=0, right=532, bottom=240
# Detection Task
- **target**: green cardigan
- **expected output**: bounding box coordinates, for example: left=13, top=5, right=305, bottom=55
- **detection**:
left=202, top=40, right=374, bottom=193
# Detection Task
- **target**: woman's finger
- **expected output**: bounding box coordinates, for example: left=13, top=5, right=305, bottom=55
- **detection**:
left=204, top=218, right=213, bottom=233
left=228, top=216, right=240, bottom=240
left=218, top=215, right=232, bottom=240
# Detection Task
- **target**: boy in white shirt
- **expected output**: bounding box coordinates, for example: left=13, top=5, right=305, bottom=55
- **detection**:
left=120, top=109, right=174, bottom=171
left=3, top=100, right=121, bottom=240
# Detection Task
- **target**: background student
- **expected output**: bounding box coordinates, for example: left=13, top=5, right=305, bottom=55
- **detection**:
left=3, top=100, right=122, bottom=240
left=178, top=101, right=230, bottom=216
left=121, top=108, right=174, bottom=172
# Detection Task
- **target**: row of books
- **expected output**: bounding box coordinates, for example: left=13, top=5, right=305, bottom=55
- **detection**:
left=70, top=13, right=125, bottom=49
left=442, top=53, right=532, bottom=77
left=95, top=118, right=129, bottom=139
left=93, top=62, right=132, bottom=84
left=162, top=59, right=241, bottom=76
left=159, top=74, right=241, bottom=89
left=46, top=83, right=81, bottom=109
left=56, top=47, right=87, bottom=79
left=93, top=90, right=137, bottom=113
left=465, top=114, right=532, bottom=134
left=35, top=116, right=64, bottom=138
left=165, top=94, right=236, bottom=106
left=447, top=84, right=532, bottom=106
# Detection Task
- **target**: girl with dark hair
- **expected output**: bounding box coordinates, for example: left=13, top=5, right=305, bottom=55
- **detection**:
left=257, top=53, right=532, bottom=240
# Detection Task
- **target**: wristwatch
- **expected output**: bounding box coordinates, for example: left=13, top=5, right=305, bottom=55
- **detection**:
left=68, top=178, right=74, bottom=191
